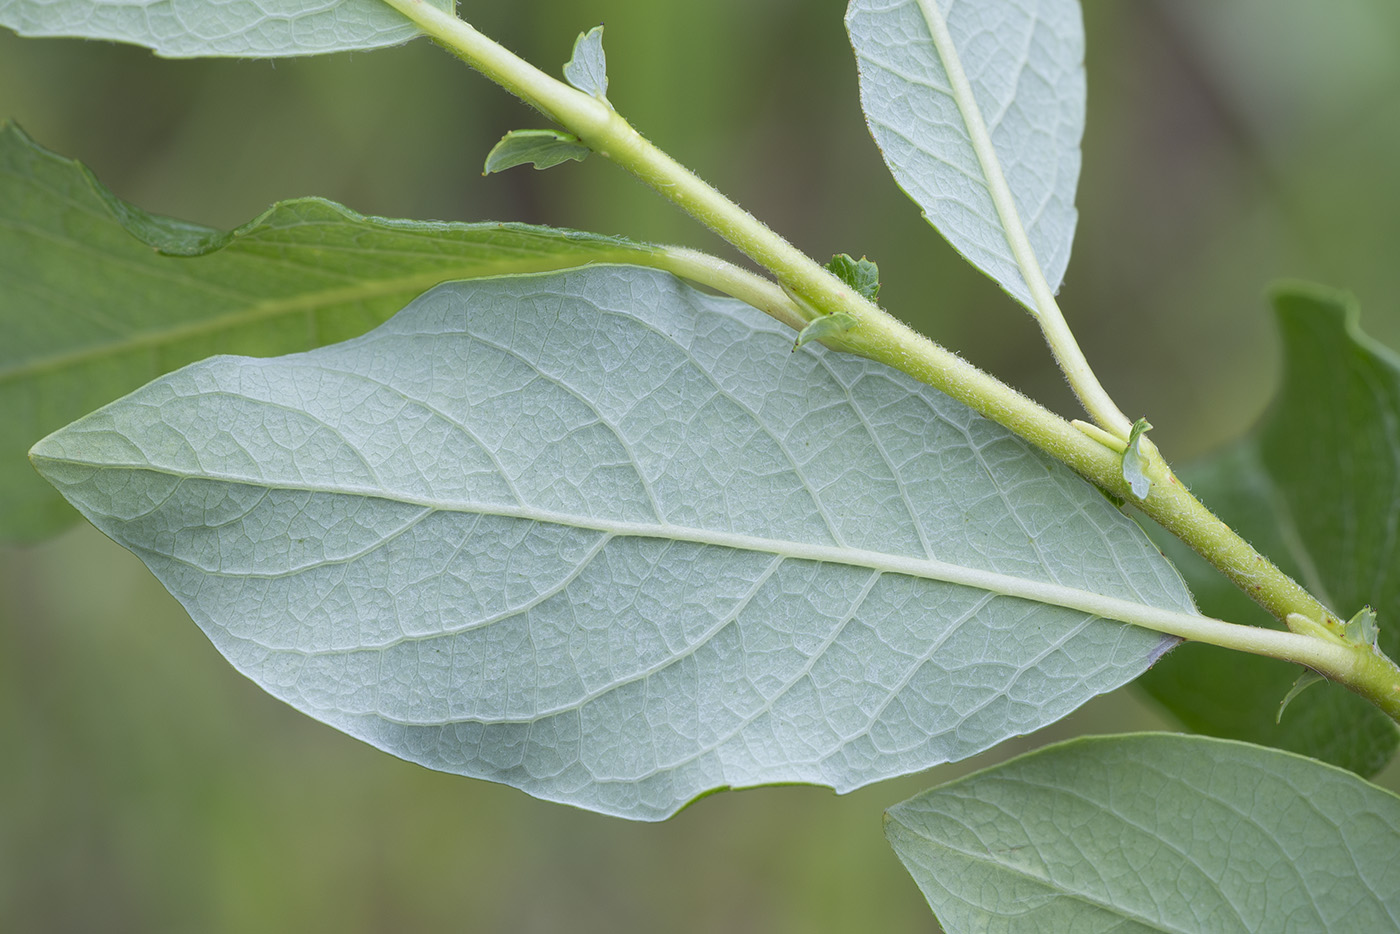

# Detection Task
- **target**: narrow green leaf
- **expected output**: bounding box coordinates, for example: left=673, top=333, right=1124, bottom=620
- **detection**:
left=1121, top=417, right=1152, bottom=500
left=845, top=0, right=1084, bottom=309
left=886, top=733, right=1400, bottom=933
left=1139, top=285, right=1400, bottom=776
left=1277, top=670, right=1324, bottom=723
left=825, top=254, right=881, bottom=302
left=0, top=0, right=448, bottom=57
left=32, top=267, right=1193, bottom=820
left=563, top=25, right=609, bottom=100
left=0, top=123, right=664, bottom=543
left=483, top=129, right=592, bottom=174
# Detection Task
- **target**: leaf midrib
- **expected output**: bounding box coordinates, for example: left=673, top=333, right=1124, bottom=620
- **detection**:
left=0, top=249, right=662, bottom=385
left=893, top=819, right=1195, bottom=934
left=31, top=453, right=1188, bottom=628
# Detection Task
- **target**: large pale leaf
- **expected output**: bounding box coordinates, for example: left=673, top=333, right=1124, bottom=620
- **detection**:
left=1140, top=285, right=1400, bottom=776
left=0, top=123, right=664, bottom=543
left=0, top=0, right=447, bottom=57
left=846, top=0, right=1085, bottom=309
left=32, top=267, right=1191, bottom=820
left=886, top=733, right=1400, bottom=933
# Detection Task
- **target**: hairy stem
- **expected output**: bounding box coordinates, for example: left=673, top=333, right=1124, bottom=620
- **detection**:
left=914, top=0, right=1132, bottom=440
left=377, top=0, right=1400, bottom=720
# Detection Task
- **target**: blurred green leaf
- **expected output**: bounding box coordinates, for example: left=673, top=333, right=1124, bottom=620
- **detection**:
left=0, top=123, right=667, bottom=543
left=844, top=0, right=1083, bottom=309
left=1139, top=285, right=1400, bottom=776
left=32, top=266, right=1192, bottom=820
left=0, top=0, right=447, bottom=57
left=886, top=733, right=1400, bottom=933
left=483, top=129, right=591, bottom=174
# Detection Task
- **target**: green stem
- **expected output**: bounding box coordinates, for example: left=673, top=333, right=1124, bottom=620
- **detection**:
left=651, top=247, right=807, bottom=331
left=377, top=0, right=1400, bottom=720
left=915, top=0, right=1132, bottom=440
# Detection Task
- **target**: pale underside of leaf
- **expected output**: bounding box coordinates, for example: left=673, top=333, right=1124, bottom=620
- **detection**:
left=0, top=0, right=451, bottom=57
left=484, top=130, right=591, bottom=174
left=563, top=25, right=609, bottom=100
left=846, top=0, right=1084, bottom=309
left=32, top=267, right=1191, bottom=820
left=886, top=733, right=1400, bottom=933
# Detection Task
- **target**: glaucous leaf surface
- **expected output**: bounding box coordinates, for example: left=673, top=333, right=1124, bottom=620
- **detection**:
left=0, top=123, right=664, bottom=542
left=886, top=733, right=1400, bottom=933
left=1140, top=286, right=1400, bottom=776
left=846, top=0, right=1085, bottom=309
left=563, top=25, right=609, bottom=100
left=0, top=0, right=448, bottom=57
left=32, top=267, right=1191, bottom=820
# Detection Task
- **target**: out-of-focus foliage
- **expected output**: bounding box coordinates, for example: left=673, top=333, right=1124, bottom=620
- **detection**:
left=1142, top=287, right=1400, bottom=777
left=4, top=0, right=1400, bottom=930
left=0, top=124, right=671, bottom=542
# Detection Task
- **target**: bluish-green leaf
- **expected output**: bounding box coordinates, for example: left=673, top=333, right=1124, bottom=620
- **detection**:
left=887, top=733, right=1400, bottom=933
left=1121, top=418, right=1152, bottom=500
left=32, top=267, right=1193, bottom=820
left=0, top=0, right=448, bottom=57
left=1139, top=285, right=1400, bottom=776
left=563, top=25, right=609, bottom=100
left=0, top=123, right=666, bottom=543
left=845, top=0, right=1084, bottom=309
left=483, top=129, right=592, bottom=174
left=793, top=312, right=858, bottom=350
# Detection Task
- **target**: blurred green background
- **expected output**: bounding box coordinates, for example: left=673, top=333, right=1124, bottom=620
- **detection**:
left=3, top=0, right=1400, bottom=930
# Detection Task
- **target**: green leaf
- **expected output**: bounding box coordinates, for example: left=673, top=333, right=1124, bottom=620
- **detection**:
left=0, top=0, right=448, bottom=57
left=845, top=0, right=1084, bottom=310
left=1345, top=606, right=1380, bottom=649
left=1121, top=417, right=1152, bottom=500
left=563, top=25, right=609, bottom=100
left=1277, top=670, right=1324, bottom=723
left=32, top=266, right=1194, bottom=821
left=825, top=254, right=880, bottom=302
left=0, top=123, right=666, bottom=543
left=483, top=129, right=592, bottom=174
left=1139, top=285, right=1400, bottom=776
left=1262, top=286, right=1400, bottom=644
left=886, top=733, right=1400, bottom=933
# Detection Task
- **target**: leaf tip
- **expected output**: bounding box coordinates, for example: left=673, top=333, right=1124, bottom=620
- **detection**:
left=1277, top=670, right=1325, bottom=723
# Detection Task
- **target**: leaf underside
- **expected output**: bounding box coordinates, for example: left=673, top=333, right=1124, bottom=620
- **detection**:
left=0, top=0, right=449, bottom=57
left=563, top=25, right=609, bottom=99
left=484, top=130, right=592, bottom=174
left=32, top=267, right=1191, bottom=820
left=845, top=0, right=1085, bottom=309
left=886, top=733, right=1400, bottom=933
left=0, top=123, right=666, bottom=543
left=1140, top=285, right=1400, bottom=776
